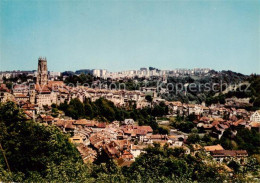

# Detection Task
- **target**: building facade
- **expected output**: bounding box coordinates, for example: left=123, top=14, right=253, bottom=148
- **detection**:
left=36, top=57, right=48, bottom=85
left=250, top=110, right=260, bottom=122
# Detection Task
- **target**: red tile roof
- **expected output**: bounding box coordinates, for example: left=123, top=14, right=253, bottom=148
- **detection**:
left=204, top=144, right=224, bottom=152
left=35, top=84, right=51, bottom=93
left=15, top=94, right=28, bottom=98
left=211, top=150, right=248, bottom=157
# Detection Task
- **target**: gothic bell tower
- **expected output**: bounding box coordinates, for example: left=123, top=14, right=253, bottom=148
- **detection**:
left=36, top=57, right=48, bottom=85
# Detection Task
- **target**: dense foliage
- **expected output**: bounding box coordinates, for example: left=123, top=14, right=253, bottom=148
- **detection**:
left=58, top=98, right=169, bottom=134
left=220, top=128, right=260, bottom=155
left=249, top=75, right=260, bottom=108
left=0, top=101, right=88, bottom=182
left=205, top=74, right=260, bottom=108
left=170, top=115, right=195, bottom=133
left=161, top=70, right=248, bottom=103
left=123, top=143, right=228, bottom=182
left=64, top=73, right=95, bottom=86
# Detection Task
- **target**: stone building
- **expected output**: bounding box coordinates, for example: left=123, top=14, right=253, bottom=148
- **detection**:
left=36, top=57, right=48, bottom=85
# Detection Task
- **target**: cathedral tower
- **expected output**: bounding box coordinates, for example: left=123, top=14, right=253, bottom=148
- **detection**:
left=36, top=57, right=48, bottom=85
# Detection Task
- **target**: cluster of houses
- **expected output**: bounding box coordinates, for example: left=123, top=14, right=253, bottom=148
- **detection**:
left=194, top=115, right=260, bottom=139
left=48, top=118, right=186, bottom=165
left=198, top=144, right=248, bottom=164
left=0, top=70, right=259, bottom=168
left=166, top=101, right=250, bottom=118
left=166, top=101, right=260, bottom=134
left=0, top=82, right=156, bottom=110
left=27, top=113, right=251, bottom=167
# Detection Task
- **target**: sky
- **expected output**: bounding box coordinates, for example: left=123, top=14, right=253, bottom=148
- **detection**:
left=0, top=0, right=259, bottom=74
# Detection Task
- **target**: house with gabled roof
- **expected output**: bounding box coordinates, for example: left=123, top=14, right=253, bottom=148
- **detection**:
left=250, top=110, right=260, bottom=123
left=204, top=144, right=224, bottom=154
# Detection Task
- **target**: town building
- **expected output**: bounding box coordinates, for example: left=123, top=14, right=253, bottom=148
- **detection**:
left=250, top=110, right=260, bottom=122
left=36, top=57, right=48, bottom=85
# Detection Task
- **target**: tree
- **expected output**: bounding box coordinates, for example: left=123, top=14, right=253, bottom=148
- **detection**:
left=220, top=128, right=260, bottom=155
left=84, top=100, right=94, bottom=119
left=145, top=95, right=153, bottom=103
left=124, top=143, right=227, bottom=182
left=51, top=108, right=59, bottom=117
left=186, top=133, right=200, bottom=144
left=228, top=160, right=240, bottom=173
left=0, top=101, right=84, bottom=181
left=170, top=116, right=194, bottom=133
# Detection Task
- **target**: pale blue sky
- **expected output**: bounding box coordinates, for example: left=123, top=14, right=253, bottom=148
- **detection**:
left=0, top=0, right=259, bottom=74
